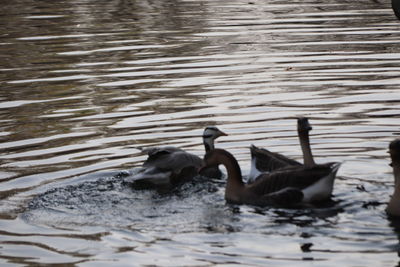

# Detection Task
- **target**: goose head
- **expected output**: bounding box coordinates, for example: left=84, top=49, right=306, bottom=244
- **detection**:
left=297, top=117, right=312, bottom=133
left=202, top=126, right=227, bottom=151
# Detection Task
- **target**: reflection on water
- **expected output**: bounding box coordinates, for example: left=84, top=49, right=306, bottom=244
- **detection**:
left=1, top=0, right=400, bottom=266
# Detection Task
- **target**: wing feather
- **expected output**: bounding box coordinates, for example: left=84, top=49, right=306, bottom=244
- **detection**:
left=250, top=145, right=302, bottom=173
left=247, top=165, right=333, bottom=195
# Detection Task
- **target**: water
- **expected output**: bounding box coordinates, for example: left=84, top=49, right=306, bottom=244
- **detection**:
left=1, top=0, right=400, bottom=265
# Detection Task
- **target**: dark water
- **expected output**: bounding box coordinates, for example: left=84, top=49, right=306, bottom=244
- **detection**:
left=1, top=0, right=400, bottom=266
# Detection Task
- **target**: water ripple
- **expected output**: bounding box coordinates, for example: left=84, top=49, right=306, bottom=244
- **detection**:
left=0, top=0, right=400, bottom=266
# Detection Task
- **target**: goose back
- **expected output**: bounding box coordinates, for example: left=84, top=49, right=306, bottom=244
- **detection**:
left=143, top=148, right=202, bottom=172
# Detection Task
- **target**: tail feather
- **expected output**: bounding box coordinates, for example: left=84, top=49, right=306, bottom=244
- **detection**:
left=330, top=162, right=342, bottom=175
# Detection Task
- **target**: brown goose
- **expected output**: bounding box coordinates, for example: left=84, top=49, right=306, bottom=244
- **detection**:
left=201, top=148, right=341, bottom=206
left=248, top=117, right=312, bottom=182
left=126, top=126, right=227, bottom=189
left=387, top=139, right=400, bottom=217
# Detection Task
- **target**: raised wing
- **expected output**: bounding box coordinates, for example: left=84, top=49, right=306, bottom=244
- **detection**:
left=250, top=144, right=302, bottom=173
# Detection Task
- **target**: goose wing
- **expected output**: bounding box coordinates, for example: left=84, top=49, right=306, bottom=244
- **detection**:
left=249, top=145, right=302, bottom=182
left=141, top=146, right=184, bottom=167
left=247, top=165, right=333, bottom=196
left=144, top=149, right=202, bottom=172
left=250, top=145, right=302, bottom=172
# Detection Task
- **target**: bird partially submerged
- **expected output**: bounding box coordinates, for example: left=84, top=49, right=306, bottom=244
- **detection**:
left=125, top=126, right=227, bottom=190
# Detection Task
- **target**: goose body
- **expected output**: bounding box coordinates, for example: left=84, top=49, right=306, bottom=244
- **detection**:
left=248, top=117, right=311, bottom=182
left=387, top=139, right=400, bottom=217
left=127, top=127, right=227, bottom=189
left=201, top=149, right=340, bottom=206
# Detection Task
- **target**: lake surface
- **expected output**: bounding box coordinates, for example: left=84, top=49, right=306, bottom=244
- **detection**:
left=1, top=0, right=400, bottom=266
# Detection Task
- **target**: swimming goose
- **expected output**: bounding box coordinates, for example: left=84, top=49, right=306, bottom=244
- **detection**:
left=126, top=126, right=227, bottom=189
left=387, top=139, right=400, bottom=217
left=201, top=149, right=341, bottom=206
left=393, top=0, right=400, bottom=20
left=248, top=117, right=312, bottom=182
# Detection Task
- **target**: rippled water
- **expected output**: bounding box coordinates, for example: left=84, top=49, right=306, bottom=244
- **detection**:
left=1, top=0, right=400, bottom=266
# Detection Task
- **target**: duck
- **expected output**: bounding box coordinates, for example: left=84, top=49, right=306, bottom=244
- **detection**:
left=126, top=126, right=227, bottom=190
left=200, top=148, right=341, bottom=206
left=248, top=117, right=314, bottom=182
left=387, top=138, right=400, bottom=217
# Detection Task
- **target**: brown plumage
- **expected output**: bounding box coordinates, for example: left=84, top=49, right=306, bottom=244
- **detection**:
left=248, top=117, right=312, bottom=182
left=387, top=138, right=400, bottom=217
left=201, top=149, right=340, bottom=206
left=126, top=127, right=227, bottom=190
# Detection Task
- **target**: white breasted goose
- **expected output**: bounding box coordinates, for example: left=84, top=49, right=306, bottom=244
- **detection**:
left=387, top=139, right=400, bottom=217
left=127, top=126, right=227, bottom=189
left=201, top=148, right=340, bottom=206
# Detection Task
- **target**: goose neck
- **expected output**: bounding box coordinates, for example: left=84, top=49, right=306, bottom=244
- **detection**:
left=217, top=151, right=244, bottom=188
left=203, top=138, right=214, bottom=152
left=299, top=130, right=315, bottom=167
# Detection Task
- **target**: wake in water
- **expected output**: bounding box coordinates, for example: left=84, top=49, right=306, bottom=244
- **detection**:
left=23, top=170, right=229, bottom=232
left=23, top=167, right=349, bottom=234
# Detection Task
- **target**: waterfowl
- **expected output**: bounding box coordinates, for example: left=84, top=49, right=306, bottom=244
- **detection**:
left=294, top=119, right=342, bottom=201
left=248, top=117, right=312, bottom=182
left=393, top=0, right=400, bottom=20
left=201, top=148, right=341, bottom=206
left=387, top=139, right=400, bottom=217
left=126, top=126, right=227, bottom=189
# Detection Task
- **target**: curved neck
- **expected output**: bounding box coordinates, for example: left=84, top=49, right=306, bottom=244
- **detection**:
left=298, top=130, right=315, bottom=167
left=394, top=164, right=400, bottom=186
left=203, top=138, right=214, bottom=152
left=216, top=151, right=244, bottom=188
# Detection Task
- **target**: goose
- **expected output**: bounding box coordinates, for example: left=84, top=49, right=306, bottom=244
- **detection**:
left=248, top=117, right=312, bottom=182
left=393, top=0, right=400, bottom=20
left=126, top=126, right=227, bottom=190
left=200, top=148, right=341, bottom=206
left=387, top=139, right=400, bottom=217
left=249, top=118, right=341, bottom=200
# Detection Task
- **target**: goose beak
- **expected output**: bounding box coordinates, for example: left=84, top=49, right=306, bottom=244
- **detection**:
left=217, top=130, right=228, bottom=137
